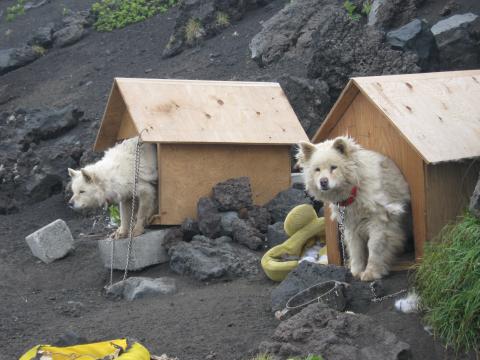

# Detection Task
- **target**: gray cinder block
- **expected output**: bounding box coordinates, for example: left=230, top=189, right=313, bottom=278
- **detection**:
left=25, top=219, right=74, bottom=263
left=98, top=229, right=170, bottom=271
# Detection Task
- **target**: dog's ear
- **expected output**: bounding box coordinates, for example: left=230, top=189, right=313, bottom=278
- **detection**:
left=333, top=137, right=356, bottom=156
left=81, top=169, right=94, bottom=183
left=68, top=168, right=80, bottom=177
left=296, top=141, right=317, bottom=165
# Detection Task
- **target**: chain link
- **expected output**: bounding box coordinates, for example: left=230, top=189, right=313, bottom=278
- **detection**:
left=123, top=135, right=142, bottom=281
left=370, top=282, right=407, bottom=303
left=337, top=205, right=348, bottom=266
left=107, top=135, right=143, bottom=287
left=337, top=205, right=406, bottom=303
left=109, top=237, right=115, bottom=287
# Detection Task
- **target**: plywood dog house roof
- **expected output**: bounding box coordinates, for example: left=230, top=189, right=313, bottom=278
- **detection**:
left=94, top=78, right=308, bottom=151
left=313, top=70, right=480, bottom=164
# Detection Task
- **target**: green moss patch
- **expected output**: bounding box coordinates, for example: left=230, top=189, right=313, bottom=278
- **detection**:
left=91, top=0, right=177, bottom=32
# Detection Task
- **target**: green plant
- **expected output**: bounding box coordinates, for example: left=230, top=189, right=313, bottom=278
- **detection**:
left=91, top=0, right=178, bottom=32
left=215, top=11, right=230, bottom=28
left=343, top=0, right=360, bottom=21
left=32, top=45, right=46, bottom=56
left=415, top=212, right=480, bottom=354
left=5, top=0, right=26, bottom=22
left=361, top=0, right=372, bottom=15
left=108, top=204, right=121, bottom=226
left=184, top=18, right=204, bottom=44
left=250, top=355, right=272, bottom=360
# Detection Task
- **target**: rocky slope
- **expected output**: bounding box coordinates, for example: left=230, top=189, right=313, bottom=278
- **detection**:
left=0, top=0, right=479, bottom=212
left=0, top=0, right=479, bottom=214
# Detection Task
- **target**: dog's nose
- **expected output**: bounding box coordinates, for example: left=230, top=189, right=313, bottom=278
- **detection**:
left=320, top=177, right=329, bottom=190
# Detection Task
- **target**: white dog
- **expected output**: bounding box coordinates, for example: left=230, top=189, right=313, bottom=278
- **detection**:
left=297, top=136, right=411, bottom=281
left=68, top=137, right=157, bottom=238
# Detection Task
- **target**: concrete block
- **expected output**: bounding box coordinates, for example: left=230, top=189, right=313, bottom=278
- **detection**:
left=98, top=229, right=170, bottom=271
left=25, top=219, right=74, bottom=263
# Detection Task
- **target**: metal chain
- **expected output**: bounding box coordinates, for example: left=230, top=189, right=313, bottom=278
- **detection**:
left=109, top=236, right=115, bottom=287
left=337, top=205, right=348, bottom=266
left=370, top=282, right=407, bottom=303
left=107, top=135, right=143, bottom=287
left=123, top=135, right=142, bottom=281
left=337, top=205, right=406, bottom=303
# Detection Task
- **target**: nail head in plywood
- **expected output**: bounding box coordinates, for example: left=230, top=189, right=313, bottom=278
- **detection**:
left=353, top=70, right=480, bottom=164
left=315, top=70, right=480, bottom=164
left=95, top=78, right=309, bottom=151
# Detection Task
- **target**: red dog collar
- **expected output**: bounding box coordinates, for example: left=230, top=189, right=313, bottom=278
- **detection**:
left=337, top=186, right=358, bottom=207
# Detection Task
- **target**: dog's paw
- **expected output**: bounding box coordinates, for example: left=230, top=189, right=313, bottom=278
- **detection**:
left=132, top=226, right=145, bottom=238
left=360, top=269, right=382, bottom=282
left=350, top=269, right=362, bottom=279
left=112, top=228, right=128, bottom=239
left=350, top=262, right=365, bottom=279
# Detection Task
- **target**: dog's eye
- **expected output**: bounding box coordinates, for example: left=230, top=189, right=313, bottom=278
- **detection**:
left=331, top=165, right=337, bottom=171
left=79, top=190, right=85, bottom=194
left=315, top=167, right=320, bottom=172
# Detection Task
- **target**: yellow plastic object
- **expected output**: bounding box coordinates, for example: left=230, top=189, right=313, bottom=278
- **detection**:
left=19, top=338, right=150, bottom=360
left=261, top=204, right=326, bottom=281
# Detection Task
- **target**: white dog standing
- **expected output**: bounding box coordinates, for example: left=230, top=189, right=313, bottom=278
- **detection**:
left=297, top=136, right=411, bottom=281
left=68, top=137, right=157, bottom=238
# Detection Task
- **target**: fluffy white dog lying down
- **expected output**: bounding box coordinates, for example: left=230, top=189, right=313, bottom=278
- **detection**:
left=68, top=137, right=157, bottom=238
left=297, top=136, right=411, bottom=281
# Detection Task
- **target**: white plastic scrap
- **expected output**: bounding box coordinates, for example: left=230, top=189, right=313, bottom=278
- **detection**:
left=395, top=292, right=420, bottom=313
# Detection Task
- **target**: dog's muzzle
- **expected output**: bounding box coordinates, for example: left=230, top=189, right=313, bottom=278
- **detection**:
left=320, top=177, right=329, bottom=191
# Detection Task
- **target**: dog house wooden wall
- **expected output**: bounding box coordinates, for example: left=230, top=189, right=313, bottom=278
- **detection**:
left=313, top=70, right=480, bottom=266
left=94, top=78, right=308, bottom=225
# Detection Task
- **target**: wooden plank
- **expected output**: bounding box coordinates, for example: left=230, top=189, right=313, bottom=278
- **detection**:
left=324, top=206, right=342, bottom=266
left=312, top=81, right=360, bottom=143
left=152, top=144, right=291, bottom=225
left=425, top=160, right=480, bottom=243
left=94, top=82, right=127, bottom=151
left=116, top=78, right=281, bottom=87
left=353, top=69, right=480, bottom=84
left=113, top=79, right=308, bottom=145
left=151, top=143, right=163, bottom=224
left=116, top=110, right=138, bottom=140
left=354, top=71, right=480, bottom=164
left=321, top=93, right=427, bottom=263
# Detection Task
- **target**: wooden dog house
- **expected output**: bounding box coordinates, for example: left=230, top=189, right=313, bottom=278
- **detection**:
left=312, top=70, right=480, bottom=266
left=94, top=78, right=308, bottom=225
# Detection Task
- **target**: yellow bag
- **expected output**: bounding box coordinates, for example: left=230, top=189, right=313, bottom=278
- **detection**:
left=19, top=338, right=150, bottom=360
left=261, top=204, right=326, bottom=281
